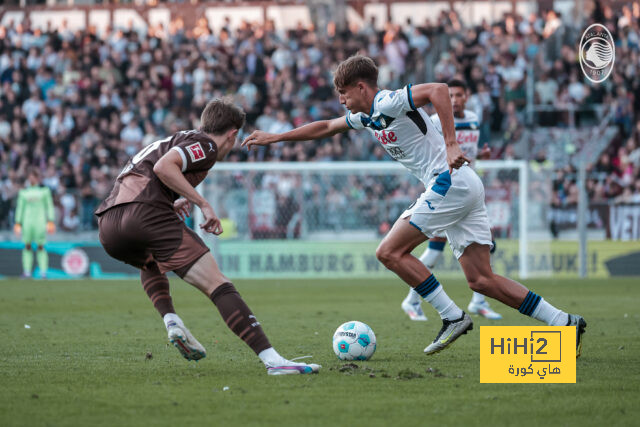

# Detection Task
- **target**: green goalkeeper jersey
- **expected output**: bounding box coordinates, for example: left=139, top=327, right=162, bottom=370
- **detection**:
left=15, top=185, right=55, bottom=226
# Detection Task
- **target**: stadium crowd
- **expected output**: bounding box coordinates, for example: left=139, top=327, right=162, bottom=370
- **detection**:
left=1, top=1, right=640, bottom=232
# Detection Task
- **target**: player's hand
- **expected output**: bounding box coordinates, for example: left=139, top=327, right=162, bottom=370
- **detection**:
left=241, top=131, right=276, bottom=150
left=200, top=204, right=223, bottom=235
left=13, top=223, right=21, bottom=236
left=46, top=221, right=56, bottom=234
left=478, top=143, right=491, bottom=160
left=446, top=141, right=471, bottom=173
left=173, top=198, right=191, bottom=221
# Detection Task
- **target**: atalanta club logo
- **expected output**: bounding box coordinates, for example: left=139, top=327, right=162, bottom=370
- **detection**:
left=62, top=248, right=89, bottom=276
left=579, top=23, right=615, bottom=83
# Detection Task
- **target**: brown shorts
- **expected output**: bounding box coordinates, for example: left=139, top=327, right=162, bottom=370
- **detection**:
left=97, top=202, right=209, bottom=277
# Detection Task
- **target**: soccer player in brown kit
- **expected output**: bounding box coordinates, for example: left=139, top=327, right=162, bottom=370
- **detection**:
left=95, top=99, right=320, bottom=375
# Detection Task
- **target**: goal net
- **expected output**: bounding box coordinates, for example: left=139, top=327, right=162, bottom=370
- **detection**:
left=197, top=161, right=552, bottom=279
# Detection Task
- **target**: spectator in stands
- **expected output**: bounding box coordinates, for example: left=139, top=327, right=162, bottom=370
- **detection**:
left=0, top=3, right=639, bottom=232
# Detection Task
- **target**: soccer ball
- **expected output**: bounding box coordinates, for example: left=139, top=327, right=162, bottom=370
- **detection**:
left=332, top=321, right=377, bottom=361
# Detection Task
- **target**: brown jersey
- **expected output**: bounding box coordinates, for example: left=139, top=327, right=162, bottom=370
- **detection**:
left=95, top=130, right=218, bottom=215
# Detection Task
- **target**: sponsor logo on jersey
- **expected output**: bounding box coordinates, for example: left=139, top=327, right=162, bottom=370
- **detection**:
left=187, top=142, right=205, bottom=162
left=374, top=130, right=397, bottom=145
left=456, top=130, right=479, bottom=144
left=387, top=146, right=406, bottom=159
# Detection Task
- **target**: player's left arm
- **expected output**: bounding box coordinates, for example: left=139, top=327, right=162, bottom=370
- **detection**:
left=44, top=188, right=56, bottom=233
left=409, top=83, right=470, bottom=171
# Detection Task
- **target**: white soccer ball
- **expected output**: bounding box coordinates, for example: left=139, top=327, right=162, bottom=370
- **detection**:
left=332, top=321, right=377, bottom=361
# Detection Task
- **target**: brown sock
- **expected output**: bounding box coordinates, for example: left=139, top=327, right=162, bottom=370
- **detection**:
left=209, top=282, right=271, bottom=354
left=141, top=263, right=175, bottom=317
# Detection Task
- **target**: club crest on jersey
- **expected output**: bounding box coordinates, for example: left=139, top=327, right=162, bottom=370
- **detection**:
left=187, top=142, right=205, bottom=162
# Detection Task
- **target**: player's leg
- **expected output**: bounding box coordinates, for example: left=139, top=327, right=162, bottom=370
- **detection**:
left=35, top=225, right=48, bottom=279
left=20, top=220, right=35, bottom=278
left=181, top=252, right=320, bottom=375
left=97, top=204, right=205, bottom=360
left=467, top=238, right=502, bottom=320
left=139, top=261, right=208, bottom=361
left=376, top=217, right=472, bottom=354
left=141, top=262, right=176, bottom=318
left=458, top=244, right=586, bottom=356
left=21, top=242, right=34, bottom=278
left=419, top=237, right=447, bottom=268
left=401, top=236, right=447, bottom=321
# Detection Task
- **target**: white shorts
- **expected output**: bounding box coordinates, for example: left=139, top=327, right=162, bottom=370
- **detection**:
left=400, top=165, right=492, bottom=259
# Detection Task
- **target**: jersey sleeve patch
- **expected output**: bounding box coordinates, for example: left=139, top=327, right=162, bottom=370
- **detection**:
left=187, top=142, right=205, bottom=162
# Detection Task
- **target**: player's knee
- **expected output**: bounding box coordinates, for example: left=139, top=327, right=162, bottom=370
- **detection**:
left=37, top=245, right=44, bottom=251
left=375, top=245, right=400, bottom=269
left=467, top=274, right=493, bottom=294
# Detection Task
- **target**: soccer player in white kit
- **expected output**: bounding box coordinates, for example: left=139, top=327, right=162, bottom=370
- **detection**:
left=401, top=79, right=503, bottom=322
left=243, top=56, right=586, bottom=356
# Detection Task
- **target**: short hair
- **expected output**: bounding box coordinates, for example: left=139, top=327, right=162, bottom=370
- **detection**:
left=200, top=99, right=246, bottom=135
left=447, top=79, right=467, bottom=91
left=333, top=55, right=378, bottom=89
left=28, top=167, right=41, bottom=180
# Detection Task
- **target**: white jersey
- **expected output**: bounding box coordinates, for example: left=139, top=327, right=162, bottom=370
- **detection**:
left=430, top=110, right=480, bottom=166
left=346, top=85, right=448, bottom=187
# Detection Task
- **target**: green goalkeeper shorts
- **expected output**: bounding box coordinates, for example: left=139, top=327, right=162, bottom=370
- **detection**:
left=22, top=222, right=47, bottom=246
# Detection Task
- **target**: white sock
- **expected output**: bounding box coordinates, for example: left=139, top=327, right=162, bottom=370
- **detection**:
left=163, top=313, right=184, bottom=329
left=471, top=291, right=485, bottom=305
left=258, top=347, right=288, bottom=367
left=531, top=298, right=569, bottom=326
left=419, top=247, right=444, bottom=269
left=405, top=288, right=422, bottom=304
left=424, top=286, right=463, bottom=321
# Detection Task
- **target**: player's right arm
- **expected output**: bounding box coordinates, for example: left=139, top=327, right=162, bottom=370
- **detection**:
left=153, top=150, right=222, bottom=235
left=14, top=189, right=24, bottom=235
left=241, top=116, right=350, bottom=149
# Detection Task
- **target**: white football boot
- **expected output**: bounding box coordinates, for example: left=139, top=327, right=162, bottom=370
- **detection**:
left=266, top=359, right=322, bottom=376
left=401, top=293, right=428, bottom=321
left=467, top=300, right=503, bottom=320
left=167, top=323, right=207, bottom=361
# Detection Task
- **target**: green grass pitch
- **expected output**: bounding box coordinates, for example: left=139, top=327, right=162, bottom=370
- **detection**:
left=1, top=277, right=639, bottom=426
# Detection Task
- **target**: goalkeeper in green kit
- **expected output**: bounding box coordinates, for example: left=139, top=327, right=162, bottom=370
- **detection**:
left=14, top=169, right=56, bottom=278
